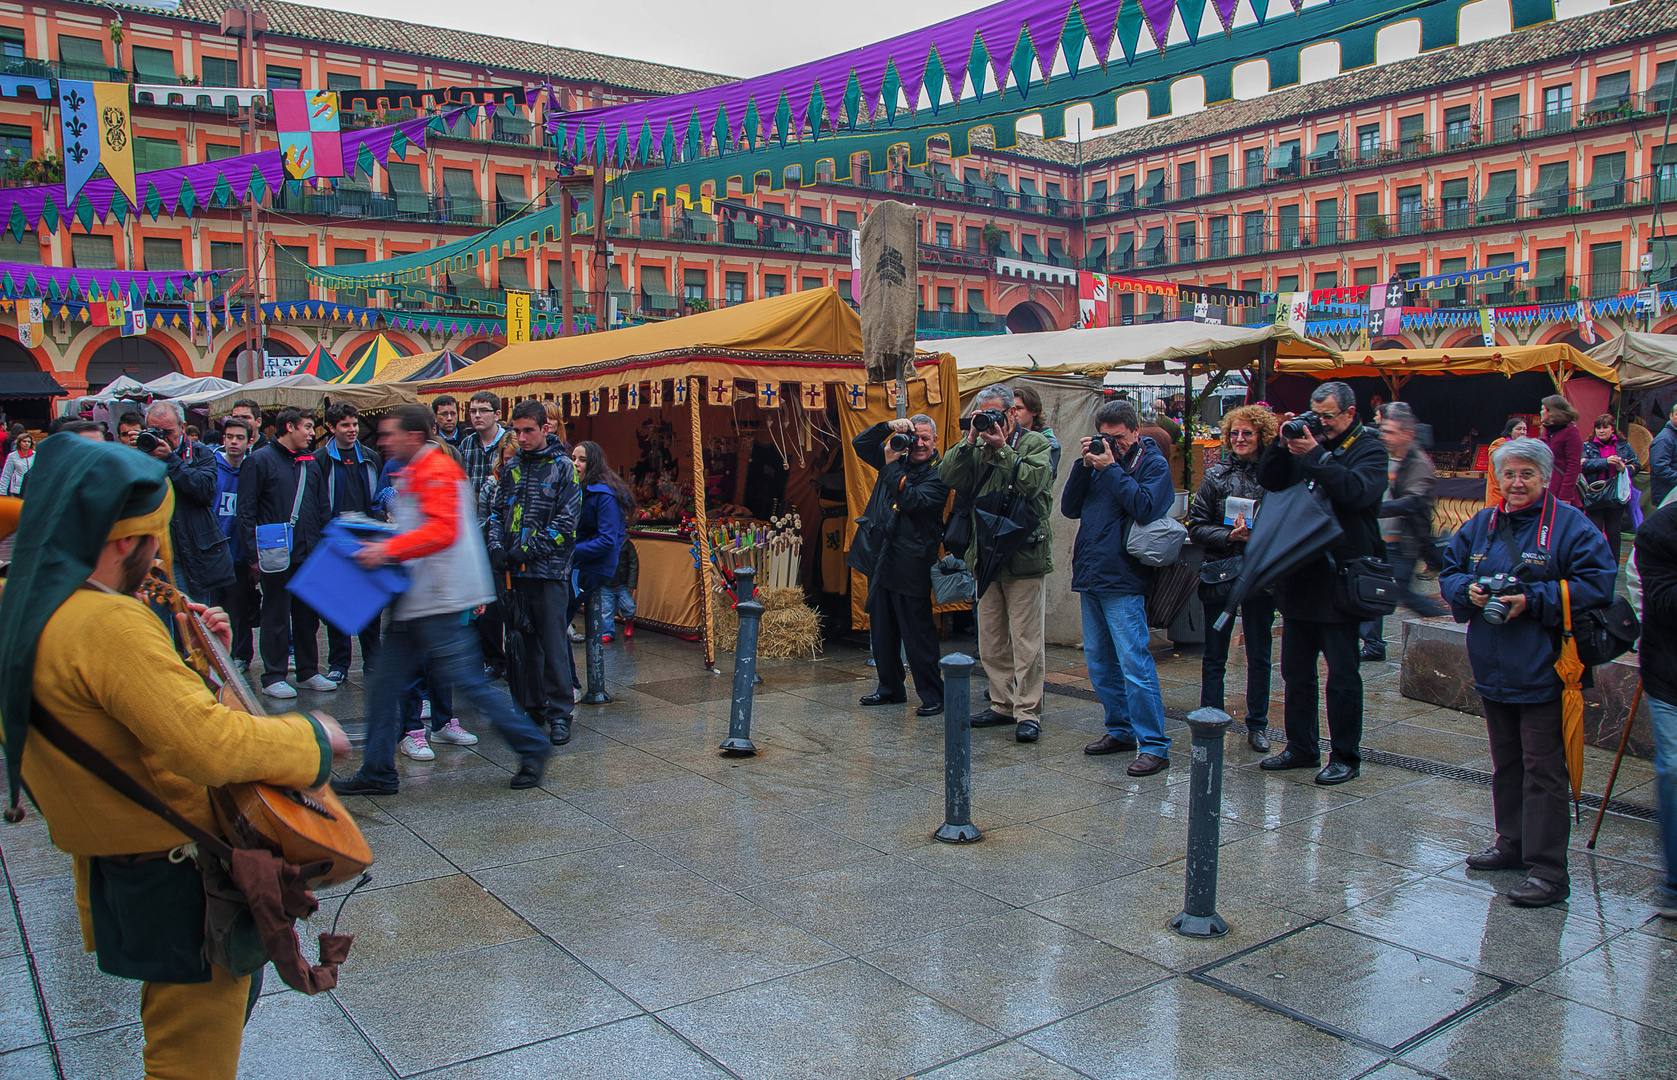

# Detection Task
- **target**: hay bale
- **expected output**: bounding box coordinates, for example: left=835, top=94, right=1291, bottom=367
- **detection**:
left=709, top=587, right=822, bottom=660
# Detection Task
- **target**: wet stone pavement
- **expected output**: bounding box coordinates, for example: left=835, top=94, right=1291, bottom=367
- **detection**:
left=1, top=626, right=1674, bottom=1080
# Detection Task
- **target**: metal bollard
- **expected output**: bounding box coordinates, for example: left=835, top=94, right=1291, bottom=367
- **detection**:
left=720, top=599, right=764, bottom=755
left=580, top=586, right=613, bottom=704
left=1170, top=707, right=1233, bottom=938
left=733, top=567, right=764, bottom=686
left=934, top=653, right=981, bottom=843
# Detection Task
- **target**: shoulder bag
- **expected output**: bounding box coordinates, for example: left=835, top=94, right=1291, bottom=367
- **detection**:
left=1488, top=500, right=1637, bottom=666
left=255, top=461, right=309, bottom=573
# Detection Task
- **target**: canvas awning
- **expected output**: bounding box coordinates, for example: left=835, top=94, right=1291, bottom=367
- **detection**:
left=1276, top=343, right=1618, bottom=386
left=1588, top=332, right=1677, bottom=390
left=195, top=375, right=419, bottom=416
left=936, top=323, right=1338, bottom=394
left=425, top=288, right=886, bottom=397
left=0, top=372, right=66, bottom=400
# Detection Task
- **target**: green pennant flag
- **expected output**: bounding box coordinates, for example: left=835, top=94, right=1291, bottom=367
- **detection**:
left=109, top=191, right=127, bottom=226
left=1116, top=0, right=1146, bottom=62
left=1010, top=27, right=1035, bottom=96
left=968, top=34, right=993, bottom=101
left=178, top=180, right=197, bottom=217
left=249, top=167, right=268, bottom=203
left=1061, top=4, right=1090, bottom=76
left=212, top=173, right=234, bottom=208
left=143, top=182, right=163, bottom=221
left=924, top=49, right=947, bottom=113
left=843, top=72, right=862, bottom=129
left=73, top=194, right=95, bottom=232
left=881, top=62, right=902, bottom=124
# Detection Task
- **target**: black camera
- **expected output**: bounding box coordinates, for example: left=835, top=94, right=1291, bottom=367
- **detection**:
left=1474, top=572, right=1523, bottom=624
left=1088, top=433, right=1118, bottom=457
left=1280, top=411, right=1325, bottom=441
left=887, top=431, right=912, bottom=452
left=970, top=408, right=1007, bottom=433
left=134, top=428, right=171, bottom=455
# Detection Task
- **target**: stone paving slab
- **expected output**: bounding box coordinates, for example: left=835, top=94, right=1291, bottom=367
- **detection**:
left=1, top=630, right=1672, bottom=1079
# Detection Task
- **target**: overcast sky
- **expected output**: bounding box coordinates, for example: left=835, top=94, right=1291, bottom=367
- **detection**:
left=313, top=0, right=1614, bottom=132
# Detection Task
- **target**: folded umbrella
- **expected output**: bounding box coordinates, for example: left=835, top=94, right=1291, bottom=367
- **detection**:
left=1557, top=579, right=1587, bottom=821
left=500, top=575, right=545, bottom=715
left=972, top=499, right=1034, bottom=599
left=1212, top=481, right=1344, bottom=631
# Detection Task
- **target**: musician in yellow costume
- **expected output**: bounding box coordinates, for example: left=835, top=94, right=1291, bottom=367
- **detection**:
left=0, top=435, right=349, bottom=1080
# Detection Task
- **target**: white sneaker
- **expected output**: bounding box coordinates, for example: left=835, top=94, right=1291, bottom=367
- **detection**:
left=232, top=659, right=249, bottom=674
left=432, top=719, right=478, bottom=746
left=419, top=700, right=432, bottom=720
left=298, top=674, right=339, bottom=692
left=262, top=680, right=298, bottom=699
left=398, top=731, right=435, bottom=761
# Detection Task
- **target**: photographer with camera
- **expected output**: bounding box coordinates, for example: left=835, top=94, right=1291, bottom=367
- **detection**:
left=142, top=400, right=236, bottom=606
left=1440, top=437, right=1616, bottom=907
left=1360, top=403, right=1447, bottom=662
left=1065, top=399, right=1176, bottom=775
left=1257, top=382, right=1387, bottom=786
left=852, top=414, right=950, bottom=715
left=941, top=383, right=1055, bottom=742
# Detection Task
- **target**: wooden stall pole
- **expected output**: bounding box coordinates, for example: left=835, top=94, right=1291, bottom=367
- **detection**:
left=690, top=375, right=720, bottom=672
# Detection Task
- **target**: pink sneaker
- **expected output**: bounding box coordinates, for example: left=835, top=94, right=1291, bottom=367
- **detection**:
left=398, top=730, right=434, bottom=761
left=432, top=719, right=478, bottom=746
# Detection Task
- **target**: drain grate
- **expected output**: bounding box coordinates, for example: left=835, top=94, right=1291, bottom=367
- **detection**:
left=1042, top=682, right=1658, bottom=823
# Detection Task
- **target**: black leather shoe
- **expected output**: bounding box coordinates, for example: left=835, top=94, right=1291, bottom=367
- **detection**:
left=1015, top=720, right=1041, bottom=742
left=1359, top=645, right=1386, bottom=663
left=969, top=708, right=1013, bottom=727
left=1466, top=846, right=1524, bottom=871
left=549, top=721, right=572, bottom=746
left=1127, top=752, right=1169, bottom=777
left=1314, top=762, right=1360, bottom=785
left=511, top=756, right=548, bottom=790
left=330, top=774, right=398, bottom=797
left=1247, top=727, right=1271, bottom=753
left=916, top=702, right=943, bottom=716
left=1508, top=876, right=1570, bottom=908
left=860, top=692, right=907, bottom=707
left=1084, top=734, right=1138, bottom=755
left=1260, top=750, right=1321, bottom=771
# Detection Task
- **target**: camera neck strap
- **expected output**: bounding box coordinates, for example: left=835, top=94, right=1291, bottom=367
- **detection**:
left=1477, top=491, right=1557, bottom=572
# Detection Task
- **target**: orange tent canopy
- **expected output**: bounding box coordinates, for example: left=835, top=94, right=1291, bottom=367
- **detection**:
left=1275, top=342, right=1618, bottom=385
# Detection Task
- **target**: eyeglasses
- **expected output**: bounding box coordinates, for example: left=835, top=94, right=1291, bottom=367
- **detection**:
left=1311, top=408, right=1342, bottom=421
left=1229, top=429, right=1257, bottom=440
left=468, top=406, right=496, bottom=415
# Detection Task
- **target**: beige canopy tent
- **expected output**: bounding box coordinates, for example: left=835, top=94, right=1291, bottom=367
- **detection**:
left=938, top=322, right=1338, bottom=395
left=1588, top=332, right=1677, bottom=390
left=1275, top=342, right=1619, bottom=399
left=197, top=374, right=418, bottom=418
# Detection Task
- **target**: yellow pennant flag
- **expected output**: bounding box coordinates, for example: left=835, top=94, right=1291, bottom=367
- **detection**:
left=92, top=81, right=136, bottom=205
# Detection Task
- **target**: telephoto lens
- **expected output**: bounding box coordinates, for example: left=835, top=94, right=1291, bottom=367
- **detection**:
left=971, top=408, right=1006, bottom=432
left=887, top=432, right=912, bottom=452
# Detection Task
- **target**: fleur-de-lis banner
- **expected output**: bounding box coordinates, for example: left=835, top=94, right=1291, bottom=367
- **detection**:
left=58, top=81, right=135, bottom=207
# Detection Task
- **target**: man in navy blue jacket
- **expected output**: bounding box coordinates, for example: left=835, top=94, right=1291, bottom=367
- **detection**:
left=1441, top=436, right=1616, bottom=907
left=314, top=402, right=384, bottom=683
left=1063, top=399, right=1176, bottom=775
left=213, top=417, right=260, bottom=671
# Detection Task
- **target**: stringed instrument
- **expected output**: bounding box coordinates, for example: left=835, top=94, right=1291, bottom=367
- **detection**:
left=143, top=566, right=373, bottom=889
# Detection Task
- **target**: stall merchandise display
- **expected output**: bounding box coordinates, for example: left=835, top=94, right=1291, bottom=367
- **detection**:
left=709, top=585, right=822, bottom=660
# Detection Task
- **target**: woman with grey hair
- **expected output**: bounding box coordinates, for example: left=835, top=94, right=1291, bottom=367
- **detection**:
left=1439, top=436, right=1617, bottom=908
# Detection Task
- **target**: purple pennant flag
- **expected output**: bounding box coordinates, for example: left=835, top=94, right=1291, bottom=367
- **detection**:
left=1080, top=0, right=1125, bottom=64
left=1212, top=0, right=1241, bottom=33
left=1139, top=0, right=1176, bottom=50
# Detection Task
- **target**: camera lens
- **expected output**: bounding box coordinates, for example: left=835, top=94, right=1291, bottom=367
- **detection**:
left=887, top=432, right=911, bottom=452
left=1482, top=597, right=1511, bottom=625
left=972, top=411, right=995, bottom=432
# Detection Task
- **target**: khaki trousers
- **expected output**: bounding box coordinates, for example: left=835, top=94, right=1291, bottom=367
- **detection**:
left=140, top=964, right=253, bottom=1080
left=976, top=575, right=1047, bottom=722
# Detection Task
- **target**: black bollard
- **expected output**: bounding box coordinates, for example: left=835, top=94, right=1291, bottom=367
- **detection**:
left=580, top=586, right=613, bottom=704
left=1170, top=706, right=1233, bottom=938
left=734, top=567, right=764, bottom=686
left=720, top=599, right=764, bottom=755
left=934, top=652, right=981, bottom=843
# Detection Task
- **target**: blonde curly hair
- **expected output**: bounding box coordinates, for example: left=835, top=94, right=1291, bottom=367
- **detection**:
left=1219, top=404, right=1279, bottom=452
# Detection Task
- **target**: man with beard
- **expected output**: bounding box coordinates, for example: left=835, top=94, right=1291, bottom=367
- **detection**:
left=0, top=434, right=348, bottom=1079
left=485, top=400, right=581, bottom=744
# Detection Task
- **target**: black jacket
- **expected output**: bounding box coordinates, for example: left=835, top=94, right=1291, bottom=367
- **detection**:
left=485, top=434, right=580, bottom=581
left=164, top=439, right=236, bottom=598
left=1378, top=446, right=1437, bottom=558
left=1257, top=420, right=1388, bottom=622
left=313, top=439, right=384, bottom=519
left=852, top=421, right=950, bottom=597
left=1580, top=434, right=1639, bottom=509
left=236, top=441, right=327, bottom=569
left=1188, top=454, right=1266, bottom=556
left=1635, top=503, right=1677, bottom=706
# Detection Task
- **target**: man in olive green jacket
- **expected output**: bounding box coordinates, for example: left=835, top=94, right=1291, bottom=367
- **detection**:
left=940, top=383, right=1055, bottom=741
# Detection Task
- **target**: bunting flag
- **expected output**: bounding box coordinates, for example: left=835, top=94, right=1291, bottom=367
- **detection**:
left=1177, top=282, right=1263, bottom=307
left=708, top=378, right=735, bottom=407
left=1576, top=299, right=1596, bottom=345
left=1365, top=279, right=1405, bottom=338
left=121, top=297, right=146, bottom=337
left=1478, top=307, right=1496, bottom=347
left=1107, top=275, right=1180, bottom=298
left=650, top=380, right=664, bottom=408
left=58, top=80, right=138, bottom=207
left=17, top=298, right=42, bottom=348
left=1077, top=270, right=1109, bottom=329
left=801, top=382, right=825, bottom=410
left=673, top=379, right=688, bottom=406
left=88, top=291, right=110, bottom=327
left=626, top=381, right=641, bottom=409
left=587, top=388, right=601, bottom=414
left=845, top=382, right=868, bottom=409
left=569, top=390, right=582, bottom=417
left=1276, top=292, right=1308, bottom=336
left=758, top=381, right=781, bottom=409
left=1402, top=261, right=1528, bottom=293
left=275, top=89, right=344, bottom=181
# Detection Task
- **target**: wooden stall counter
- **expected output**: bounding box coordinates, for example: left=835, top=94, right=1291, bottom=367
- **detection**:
left=626, top=529, right=703, bottom=640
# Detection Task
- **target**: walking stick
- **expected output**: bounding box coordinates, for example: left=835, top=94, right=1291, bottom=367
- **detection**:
left=1587, top=677, right=1643, bottom=850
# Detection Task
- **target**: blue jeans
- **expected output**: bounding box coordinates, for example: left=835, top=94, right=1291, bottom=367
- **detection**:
left=1648, top=695, right=1677, bottom=903
left=402, top=666, right=454, bottom=735
left=354, top=612, right=550, bottom=786
left=599, top=585, right=636, bottom=624
left=1081, top=591, right=1169, bottom=757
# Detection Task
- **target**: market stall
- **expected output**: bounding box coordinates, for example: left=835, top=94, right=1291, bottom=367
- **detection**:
left=425, top=289, right=960, bottom=664
left=0, top=372, right=67, bottom=426
left=192, top=374, right=418, bottom=417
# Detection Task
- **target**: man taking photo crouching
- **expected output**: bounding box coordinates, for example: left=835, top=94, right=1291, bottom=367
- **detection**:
left=1065, top=399, right=1176, bottom=776
left=941, top=383, right=1055, bottom=742
left=853, top=413, right=949, bottom=716
left=1256, top=381, right=1387, bottom=786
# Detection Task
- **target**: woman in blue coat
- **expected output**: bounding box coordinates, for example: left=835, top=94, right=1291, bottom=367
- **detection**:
left=567, top=442, right=634, bottom=682
left=1439, top=436, right=1616, bottom=909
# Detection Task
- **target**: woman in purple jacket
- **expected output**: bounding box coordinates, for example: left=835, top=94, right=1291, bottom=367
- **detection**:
left=1539, top=395, right=1584, bottom=508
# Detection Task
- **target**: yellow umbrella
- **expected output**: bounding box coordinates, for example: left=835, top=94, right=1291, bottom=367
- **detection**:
left=1556, top=579, right=1587, bottom=820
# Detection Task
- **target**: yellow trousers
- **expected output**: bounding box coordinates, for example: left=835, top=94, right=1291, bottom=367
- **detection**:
left=138, top=964, right=252, bottom=1080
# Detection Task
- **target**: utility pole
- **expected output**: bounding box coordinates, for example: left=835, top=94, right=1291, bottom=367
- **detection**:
left=221, top=2, right=267, bottom=381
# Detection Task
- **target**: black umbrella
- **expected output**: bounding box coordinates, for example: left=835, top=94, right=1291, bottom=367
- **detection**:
left=500, top=576, right=546, bottom=713
left=972, top=497, right=1038, bottom=599
left=1211, top=481, right=1343, bottom=631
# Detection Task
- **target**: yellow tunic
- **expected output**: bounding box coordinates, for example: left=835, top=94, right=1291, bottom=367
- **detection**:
left=15, top=587, right=331, bottom=857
